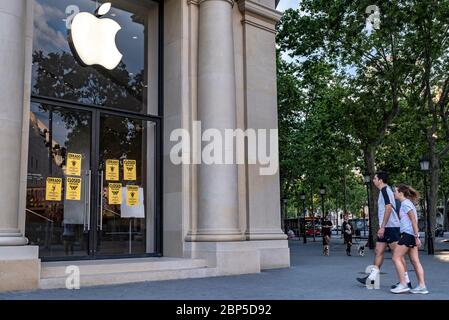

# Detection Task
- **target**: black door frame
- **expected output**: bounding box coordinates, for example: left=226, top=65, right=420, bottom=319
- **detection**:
left=30, top=95, right=163, bottom=261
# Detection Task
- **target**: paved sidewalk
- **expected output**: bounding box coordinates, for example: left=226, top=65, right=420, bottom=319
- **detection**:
left=1, top=237, right=448, bottom=300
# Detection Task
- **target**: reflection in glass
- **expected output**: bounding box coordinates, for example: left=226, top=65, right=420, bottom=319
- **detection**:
left=32, top=0, right=155, bottom=113
left=25, top=103, right=92, bottom=258
left=98, top=114, right=151, bottom=255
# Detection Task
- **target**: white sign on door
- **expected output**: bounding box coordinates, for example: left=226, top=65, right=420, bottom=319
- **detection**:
left=120, top=187, right=145, bottom=218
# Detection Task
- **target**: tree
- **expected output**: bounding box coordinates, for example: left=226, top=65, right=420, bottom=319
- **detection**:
left=277, top=2, right=421, bottom=239
left=277, top=52, right=365, bottom=222
left=404, top=1, right=449, bottom=244
left=278, top=0, right=449, bottom=238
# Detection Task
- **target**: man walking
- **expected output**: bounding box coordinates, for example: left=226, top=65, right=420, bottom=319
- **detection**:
left=356, top=171, right=411, bottom=288
left=322, top=214, right=333, bottom=256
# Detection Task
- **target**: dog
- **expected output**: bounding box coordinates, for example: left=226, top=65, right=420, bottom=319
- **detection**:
left=323, top=235, right=330, bottom=256
left=358, top=245, right=365, bottom=256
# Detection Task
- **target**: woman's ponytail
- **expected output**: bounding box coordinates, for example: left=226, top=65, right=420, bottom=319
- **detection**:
left=397, top=183, right=420, bottom=203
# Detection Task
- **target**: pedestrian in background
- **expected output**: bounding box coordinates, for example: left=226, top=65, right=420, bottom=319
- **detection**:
left=342, top=214, right=353, bottom=256
left=322, top=214, right=333, bottom=256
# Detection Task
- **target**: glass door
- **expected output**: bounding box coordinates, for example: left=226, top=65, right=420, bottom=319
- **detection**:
left=26, top=103, right=158, bottom=260
left=26, top=103, right=92, bottom=259
left=94, top=113, right=156, bottom=257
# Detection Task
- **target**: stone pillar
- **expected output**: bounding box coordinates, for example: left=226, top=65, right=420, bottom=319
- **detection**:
left=0, top=0, right=28, bottom=246
left=0, top=0, right=39, bottom=292
left=185, top=0, right=260, bottom=275
left=190, top=0, right=242, bottom=241
left=238, top=0, right=289, bottom=269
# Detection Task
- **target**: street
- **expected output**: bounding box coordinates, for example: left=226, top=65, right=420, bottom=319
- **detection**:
left=1, top=236, right=448, bottom=300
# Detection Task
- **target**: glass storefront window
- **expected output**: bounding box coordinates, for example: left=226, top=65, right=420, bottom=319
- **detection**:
left=26, top=103, right=92, bottom=258
left=32, top=0, right=158, bottom=113
left=25, top=102, right=157, bottom=258
left=27, top=0, right=160, bottom=260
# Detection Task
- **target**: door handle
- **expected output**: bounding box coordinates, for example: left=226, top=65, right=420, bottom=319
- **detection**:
left=84, top=170, right=91, bottom=231
left=99, top=170, right=104, bottom=231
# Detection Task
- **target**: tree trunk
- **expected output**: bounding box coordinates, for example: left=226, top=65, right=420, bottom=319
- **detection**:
left=363, top=146, right=379, bottom=244
left=442, top=190, right=449, bottom=232
left=428, top=147, right=440, bottom=248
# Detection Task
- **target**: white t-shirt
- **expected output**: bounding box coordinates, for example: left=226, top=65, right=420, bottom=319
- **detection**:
left=378, top=185, right=400, bottom=228
left=399, top=199, right=418, bottom=236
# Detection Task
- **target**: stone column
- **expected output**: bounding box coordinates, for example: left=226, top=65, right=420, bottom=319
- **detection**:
left=190, top=0, right=242, bottom=241
left=238, top=0, right=290, bottom=269
left=0, top=0, right=28, bottom=246
left=0, top=0, right=39, bottom=292
left=184, top=0, right=260, bottom=275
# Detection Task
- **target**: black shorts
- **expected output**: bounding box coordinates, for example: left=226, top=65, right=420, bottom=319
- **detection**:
left=322, top=234, right=331, bottom=245
left=398, top=233, right=417, bottom=248
left=377, top=227, right=400, bottom=244
left=344, top=233, right=352, bottom=243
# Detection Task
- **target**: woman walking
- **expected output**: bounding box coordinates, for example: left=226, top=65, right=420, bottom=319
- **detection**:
left=342, top=214, right=353, bottom=256
left=390, top=184, right=429, bottom=294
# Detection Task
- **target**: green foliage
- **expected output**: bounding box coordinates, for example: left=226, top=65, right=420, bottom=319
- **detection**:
left=277, top=1, right=449, bottom=221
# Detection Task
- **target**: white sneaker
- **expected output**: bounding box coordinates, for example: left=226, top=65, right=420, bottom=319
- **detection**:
left=390, top=283, right=410, bottom=294
left=367, top=267, right=379, bottom=281
left=410, top=286, right=429, bottom=294
left=391, top=282, right=412, bottom=289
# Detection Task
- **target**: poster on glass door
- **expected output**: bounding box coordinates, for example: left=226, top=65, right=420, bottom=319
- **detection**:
left=45, top=177, right=62, bottom=201
left=63, top=175, right=85, bottom=225
left=123, top=160, right=136, bottom=180
left=66, top=177, right=82, bottom=201
left=66, top=153, right=82, bottom=176
left=108, top=183, right=122, bottom=204
left=106, top=159, right=119, bottom=181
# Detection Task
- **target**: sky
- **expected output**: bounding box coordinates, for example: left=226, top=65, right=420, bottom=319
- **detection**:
left=276, top=0, right=299, bottom=12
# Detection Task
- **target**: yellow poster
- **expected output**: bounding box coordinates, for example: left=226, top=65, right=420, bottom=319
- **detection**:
left=45, top=177, right=62, bottom=201
left=106, top=159, right=119, bottom=181
left=66, top=153, right=82, bottom=176
left=66, top=177, right=82, bottom=201
left=126, top=185, right=139, bottom=206
left=123, top=160, right=136, bottom=181
left=108, top=183, right=122, bottom=205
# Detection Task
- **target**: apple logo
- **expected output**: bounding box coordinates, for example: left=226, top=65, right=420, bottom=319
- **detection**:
left=69, top=3, right=122, bottom=70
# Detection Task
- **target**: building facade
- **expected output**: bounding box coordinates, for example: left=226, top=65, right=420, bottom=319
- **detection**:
left=0, top=0, right=289, bottom=292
